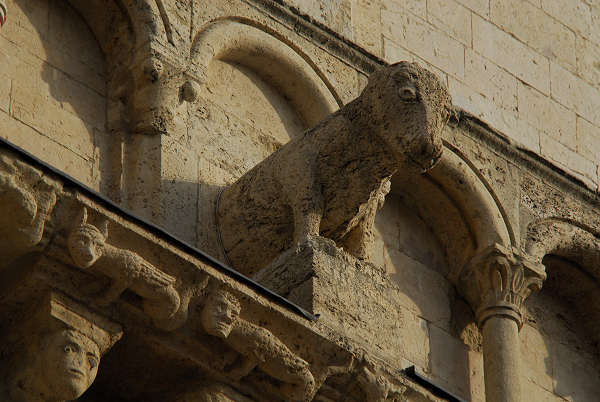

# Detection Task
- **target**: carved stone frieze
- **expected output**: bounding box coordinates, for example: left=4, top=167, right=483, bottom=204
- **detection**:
left=0, top=153, right=61, bottom=267
left=67, top=208, right=183, bottom=328
left=0, top=291, right=122, bottom=402
left=217, top=61, right=452, bottom=276
left=459, top=244, right=546, bottom=328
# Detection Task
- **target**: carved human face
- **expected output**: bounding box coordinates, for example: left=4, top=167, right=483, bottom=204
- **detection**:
left=35, top=329, right=100, bottom=401
left=201, top=293, right=241, bottom=339
left=68, top=229, right=104, bottom=268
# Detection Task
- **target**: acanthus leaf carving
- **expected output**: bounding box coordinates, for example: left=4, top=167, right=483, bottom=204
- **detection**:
left=460, top=243, right=546, bottom=328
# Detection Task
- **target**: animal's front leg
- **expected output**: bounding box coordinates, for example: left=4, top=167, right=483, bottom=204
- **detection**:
left=340, top=220, right=372, bottom=260
left=291, top=192, right=324, bottom=245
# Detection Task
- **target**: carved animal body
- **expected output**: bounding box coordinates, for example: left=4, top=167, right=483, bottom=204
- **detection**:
left=217, top=62, right=452, bottom=276
left=68, top=210, right=180, bottom=323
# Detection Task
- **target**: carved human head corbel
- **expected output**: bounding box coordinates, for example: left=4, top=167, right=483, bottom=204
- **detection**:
left=200, top=289, right=241, bottom=339
left=2, top=292, right=122, bottom=402
left=67, top=208, right=109, bottom=268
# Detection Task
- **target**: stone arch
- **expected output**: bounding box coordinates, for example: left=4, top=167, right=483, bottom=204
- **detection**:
left=387, top=140, right=513, bottom=282
left=523, top=218, right=600, bottom=400
left=189, top=18, right=340, bottom=130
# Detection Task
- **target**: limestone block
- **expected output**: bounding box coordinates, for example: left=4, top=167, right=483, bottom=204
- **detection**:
left=550, top=61, right=600, bottom=126
left=522, top=380, right=568, bottom=402
left=519, top=324, right=554, bottom=392
left=576, top=116, right=600, bottom=162
left=427, top=0, right=472, bottom=46
left=541, top=0, right=592, bottom=38
left=0, top=69, right=9, bottom=113
left=383, top=37, right=414, bottom=63
left=490, top=0, right=576, bottom=70
left=517, top=82, right=576, bottom=148
left=384, top=0, right=426, bottom=19
left=454, top=0, right=489, bottom=17
left=552, top=341, right=600, bottom=401
left=473, top=14, right=550, bottom=94
left=351, top=0, right=382, bottom=56
left=382, top=10, right=465, bottom=78
left=467, top=351, right=485, bottom=402
left=575, top=35, right=600, bottom=88
left=428, top=324, right=470, bottom=400
left=464, top=48, right=518, bottom=111
left=540, top=132, right=598, bottom=189
left=0, top=112, right=93, bottom=186
left=254, top=236, right=431, bottom=370
left=449, top=77, right=543, bottom=152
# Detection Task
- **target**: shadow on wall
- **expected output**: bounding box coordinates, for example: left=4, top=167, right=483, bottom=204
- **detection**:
left=6, top=0, right=130, bottom=197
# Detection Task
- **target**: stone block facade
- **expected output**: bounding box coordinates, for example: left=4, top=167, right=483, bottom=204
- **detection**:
left=0, top=1, right=599, bottom=401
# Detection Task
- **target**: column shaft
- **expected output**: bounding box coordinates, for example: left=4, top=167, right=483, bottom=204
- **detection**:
left=482, top=316, right=521, bottom=402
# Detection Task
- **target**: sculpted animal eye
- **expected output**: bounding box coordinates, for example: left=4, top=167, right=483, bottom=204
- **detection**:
left=398, top=86, right=417, bottom=101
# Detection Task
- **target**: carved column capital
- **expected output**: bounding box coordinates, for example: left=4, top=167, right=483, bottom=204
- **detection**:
left=459, top=244, right=546, bottom=328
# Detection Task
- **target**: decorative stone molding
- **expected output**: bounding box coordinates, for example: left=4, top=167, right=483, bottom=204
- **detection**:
left=67, top=208, right=182, bottom=327
left=459, top=244, right=546, bottom=328
left=217, top=62, right=452, bottom=275
left=0, top=153, right=61, bottom=267
left=0, top=291, right=122, bottom=402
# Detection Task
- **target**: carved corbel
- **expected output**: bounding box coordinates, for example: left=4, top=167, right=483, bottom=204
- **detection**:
left=0, top=291, right=122, bottom=402
left=128, top=54, right=195, bottom=135
left=67, top=208, right=186, bottom=328
left=459, top=244, right=546, bottom=328
left=200, top=288, right=316, bottom=401
left=0, top=153, right=61, bottom=266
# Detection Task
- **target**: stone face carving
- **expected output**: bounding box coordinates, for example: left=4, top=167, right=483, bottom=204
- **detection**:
left=0, top=154, right=60, bottom=266
left=201, top=289, right=316, bottom=401
left=67, top=208, right=181, bottom=324
left=217, top=61, right=452, bottom=275
left=1, top=292, right=122, bottom=402
left=459, top=244, right=546, bottom=327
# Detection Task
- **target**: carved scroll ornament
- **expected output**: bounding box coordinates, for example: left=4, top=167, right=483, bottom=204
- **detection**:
left=459, top=244, right=546, bottom=328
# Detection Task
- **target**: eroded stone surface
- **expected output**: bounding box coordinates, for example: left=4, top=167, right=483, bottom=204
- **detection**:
left=218, top=62, right=452, bottom=276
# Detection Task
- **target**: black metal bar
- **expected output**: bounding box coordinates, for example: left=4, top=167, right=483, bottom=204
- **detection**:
left=404, top=366, right=468, bottom=402
left=0, top=137, right=317, bottom=322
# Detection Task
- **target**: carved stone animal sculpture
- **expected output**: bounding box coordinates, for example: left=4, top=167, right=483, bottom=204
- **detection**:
left=217, top=62, right=452, bottom=276
left=68, top=208, right=181, bottom=324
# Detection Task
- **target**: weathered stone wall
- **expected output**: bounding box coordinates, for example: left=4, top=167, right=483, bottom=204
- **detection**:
left=0, top=1, right=599, bottom=402
left=0, top=0, right=106, bottom=188
left=287, top=0, right=600, bottom=191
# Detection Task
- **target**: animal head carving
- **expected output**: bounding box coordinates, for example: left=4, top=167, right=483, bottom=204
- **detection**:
left=362, top=61, right=452, bottom=172
left=67, top=208, right=108, bottom=268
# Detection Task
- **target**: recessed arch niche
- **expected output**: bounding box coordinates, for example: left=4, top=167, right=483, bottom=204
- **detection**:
left=189, top=19, right=340, bottom=171
left=524, top=219, right=600, bottom=400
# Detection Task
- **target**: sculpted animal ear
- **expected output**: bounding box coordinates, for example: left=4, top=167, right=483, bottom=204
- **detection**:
left=76, top=207, right=88, bottom=225
left=98, top=219, right=109, bottom=239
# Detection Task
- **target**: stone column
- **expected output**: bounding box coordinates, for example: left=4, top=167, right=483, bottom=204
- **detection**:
left=459, top=244, right=545, bottom=402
